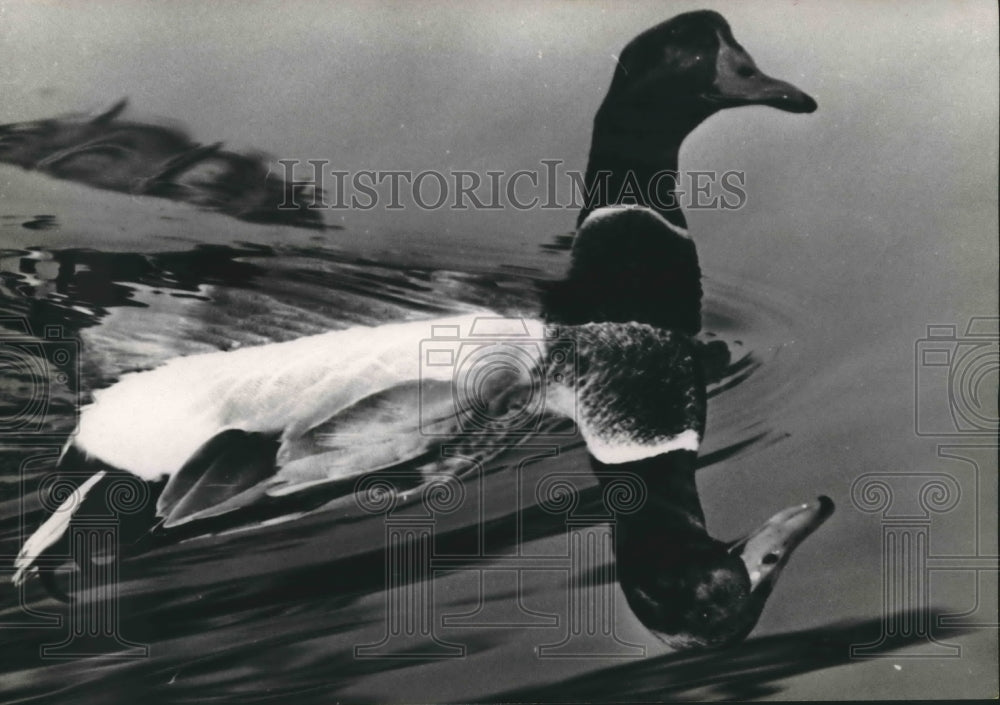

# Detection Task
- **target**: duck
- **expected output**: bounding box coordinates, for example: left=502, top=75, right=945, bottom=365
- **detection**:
left=0, top=100, right=131, bottom=170
left=12, top=10, right=830, bottom=650
left=542, top=9, right=826, bottom=649
left=0, top=99, right=323, bottom=229
left=0, top=99, right=204, bottom=182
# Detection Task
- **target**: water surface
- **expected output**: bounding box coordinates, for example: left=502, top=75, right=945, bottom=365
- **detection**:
left=0, top=1, right=996, bottom=701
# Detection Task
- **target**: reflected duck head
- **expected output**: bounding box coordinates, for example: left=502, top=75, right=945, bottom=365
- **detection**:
left=617, top=482, right=834, bottom=650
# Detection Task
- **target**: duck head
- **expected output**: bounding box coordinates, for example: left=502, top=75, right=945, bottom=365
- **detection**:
left=601, top=10, right=817, bottom=123
left=618, top=488, right=834, bottom=650
left=0, top=100, right=127, bottom=169
left=594, top=452, right=833, bottom=650
left=0, top=117, right=71, bottom=168
left=580, top=10, right=817, bottom=227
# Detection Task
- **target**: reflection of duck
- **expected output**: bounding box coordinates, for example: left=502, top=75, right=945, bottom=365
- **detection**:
left=13, top=11, right=829, bottom=650
left=0, top=99, right=323, bottom=229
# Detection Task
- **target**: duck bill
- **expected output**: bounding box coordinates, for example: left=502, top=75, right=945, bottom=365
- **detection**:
left=707, top=40, right=818, bottom=114
left=729, top=495, right=834, bottom=595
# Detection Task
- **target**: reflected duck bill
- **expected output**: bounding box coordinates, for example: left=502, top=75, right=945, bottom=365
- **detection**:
left=729, top=495, right=835, bottom=593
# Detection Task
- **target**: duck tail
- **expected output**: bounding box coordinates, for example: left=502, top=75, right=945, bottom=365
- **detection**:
left=11, top=470, right=108, bottom=593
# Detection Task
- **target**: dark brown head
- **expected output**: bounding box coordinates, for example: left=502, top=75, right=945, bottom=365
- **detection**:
left=598, top=10, right=816, bottom=131
left=578, top=11, right=817, bottom=228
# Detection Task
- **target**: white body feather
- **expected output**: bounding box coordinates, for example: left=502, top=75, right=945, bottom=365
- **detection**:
left=75, top=314, right=547, bottom=479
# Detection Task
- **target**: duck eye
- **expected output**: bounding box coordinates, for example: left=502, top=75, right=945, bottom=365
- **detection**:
left=762, top=552, right=780, bottom=565
left=737, top=65, right=756, bottom=78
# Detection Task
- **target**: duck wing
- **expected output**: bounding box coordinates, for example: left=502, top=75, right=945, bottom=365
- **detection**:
left=157, top=430, right=280, bottom=527
left=154, top=377, right=479, bottom=527
left=130, top=313, right=546, bottom=527
left=265, top=378, right=460, bottom=495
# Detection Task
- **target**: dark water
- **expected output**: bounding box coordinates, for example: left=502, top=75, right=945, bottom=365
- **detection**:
left=0, top=1, right=997, bottom=702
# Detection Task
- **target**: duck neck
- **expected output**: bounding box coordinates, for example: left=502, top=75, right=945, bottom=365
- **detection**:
left=577, top=104, right=709, bottom=231
left=593, top=450, right=709, bottom=540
